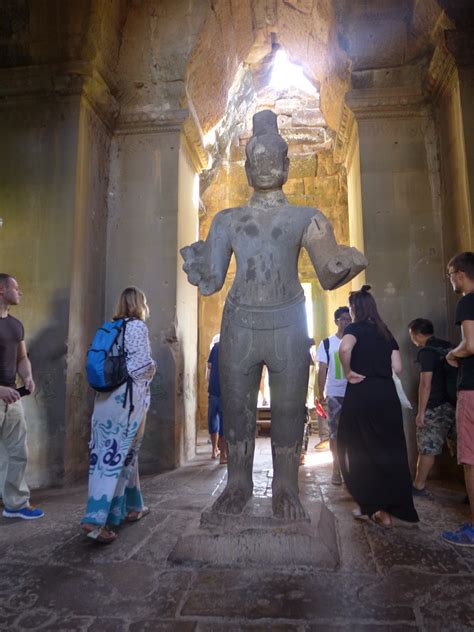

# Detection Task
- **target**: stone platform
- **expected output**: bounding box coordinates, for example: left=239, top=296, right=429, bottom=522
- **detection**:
left=169, top=497, right=338, bottom=568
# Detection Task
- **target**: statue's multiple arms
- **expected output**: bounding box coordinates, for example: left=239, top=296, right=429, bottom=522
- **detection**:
left=302, top=212, right=368, bottom=290
left=180, top=213, right=232, bottom=296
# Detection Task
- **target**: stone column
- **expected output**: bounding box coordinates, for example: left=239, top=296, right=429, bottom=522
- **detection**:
left=338, top=67, right=449, bottom=468
left=444, top=28, right=474, bottom=248
left=64, top=67, right=118, bottom=483
left=107, top=110, right=203, bottom=473
left=0, top=62, right=117, bottom=486
left=426, top=30, right=474, bottom=341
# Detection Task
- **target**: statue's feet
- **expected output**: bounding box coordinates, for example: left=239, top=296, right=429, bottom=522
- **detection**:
left=272, top=486, right=308, bottom=521
left=211, top=484, right=253, bottom=515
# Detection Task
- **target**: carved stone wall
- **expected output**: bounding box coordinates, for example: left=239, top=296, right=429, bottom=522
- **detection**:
left=1, top=0, right=473, bottom=486
left=0, top=66, right=113, bottom=486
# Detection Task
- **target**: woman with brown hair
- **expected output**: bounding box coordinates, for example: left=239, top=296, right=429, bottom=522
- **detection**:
left=337, top=285, right=418, bottom=527
left=81, top=286, right=156, bottom=543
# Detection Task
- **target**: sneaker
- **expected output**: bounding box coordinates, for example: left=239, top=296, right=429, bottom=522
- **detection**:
left=412, top=486, right=433, bottom=499
left=441, top=523, right=474, bottom=547
left=315, top=439, right=330, bottom=451
left=2, top=505, right=45, bottom=520
left=331, top=471, right=342, bottom=485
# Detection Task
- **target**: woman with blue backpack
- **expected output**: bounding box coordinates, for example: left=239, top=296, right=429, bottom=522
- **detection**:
left=81, top=286, right=156, bottom=543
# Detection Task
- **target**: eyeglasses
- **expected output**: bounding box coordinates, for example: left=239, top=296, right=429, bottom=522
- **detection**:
left=446, top=270, right=457, bottom=278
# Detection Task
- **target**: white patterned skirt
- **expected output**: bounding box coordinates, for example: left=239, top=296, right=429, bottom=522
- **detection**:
left=81, top=380, right=150, bottom=527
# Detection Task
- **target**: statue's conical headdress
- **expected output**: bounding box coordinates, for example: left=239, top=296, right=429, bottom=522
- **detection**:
left=246, top=109, right=288, bottom=159
left=252, top=110, right=279, bottom=137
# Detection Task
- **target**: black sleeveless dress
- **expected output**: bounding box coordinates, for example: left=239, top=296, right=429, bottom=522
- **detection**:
left=337, top=321, right=419, bottom=522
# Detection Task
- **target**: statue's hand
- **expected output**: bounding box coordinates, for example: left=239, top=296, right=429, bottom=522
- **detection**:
left=180, top=241, right=220, bottom=295
left=180, top=241, right=207, bottom=286
left=325, top=246, right=368, bottom=290
left=341, top=245, right=368, bottom=275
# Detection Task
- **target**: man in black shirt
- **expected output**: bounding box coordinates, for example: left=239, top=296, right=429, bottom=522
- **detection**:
left=442, top=252, right=474, bottom=547
left=0, top=274, right=44, bottom=520
left=408, top=318, right=456, bottom=497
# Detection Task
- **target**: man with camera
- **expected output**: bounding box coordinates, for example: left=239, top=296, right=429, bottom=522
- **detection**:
left=0, top=273, right=44, bottom=519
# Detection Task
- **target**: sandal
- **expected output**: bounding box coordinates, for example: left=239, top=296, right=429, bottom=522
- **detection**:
left=84, top=525, right=117, bottom=544
left=125, top=506, right=150, bottom=523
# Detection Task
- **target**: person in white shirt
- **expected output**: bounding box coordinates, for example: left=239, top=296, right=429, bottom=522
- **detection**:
left=316, top=306, right=352, bottom=484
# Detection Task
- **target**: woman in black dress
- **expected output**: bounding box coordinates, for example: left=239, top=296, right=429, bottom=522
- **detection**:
left=337, top=285, right=419, bottom=527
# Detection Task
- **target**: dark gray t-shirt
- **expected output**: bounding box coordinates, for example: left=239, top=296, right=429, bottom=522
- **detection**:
left=0, top=315, right=24, bottom=387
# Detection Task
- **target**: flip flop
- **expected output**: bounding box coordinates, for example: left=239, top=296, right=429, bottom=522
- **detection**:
left=85, top=526, right=117, bottom=544
left=125, top=506, right=150, bottom=523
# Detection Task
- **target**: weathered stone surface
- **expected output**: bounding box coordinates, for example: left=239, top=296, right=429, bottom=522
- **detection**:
left=274, top=97, right=302, bottom=114
left=170, top=498, right=338, bottom=568
left=292, top=109, right=328, bottom=127
left=283, top=177, right=305, bottom=195
left=181, top=568, right=415, bottom=622
left=317, top=150, right=340, bottom=176
left=288, top=153, right=318, bottom=179
left=282, top=126, right=326, bottom=144
left=312, top=175, right=340, bottom=205
left=1, top=436, right=473, bottom=629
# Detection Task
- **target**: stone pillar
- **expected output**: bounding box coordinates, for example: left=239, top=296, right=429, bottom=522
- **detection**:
left=107, top=110, right=202, bottom=473
left=444, top=28, right=474, bottom=248
left=426, top=30, right=474, bottom=341
left=334, top=107, right=366, bottom=290
left=0, top=62, right=117, bottom=486
left=64, top=69, right=118, bottom=483
left=338, top=68, right=449, bottom=468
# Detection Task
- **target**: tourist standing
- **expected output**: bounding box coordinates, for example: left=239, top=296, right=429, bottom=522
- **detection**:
left=0, top=274, right=44, bottom=520
left=315, top=307, right=352, bottom=484
left=81, top=286, right=156, bottom=543
left=207, top=337, right=227, bottom=464
left=408, top=318, right=456, bottom=497
left=337, top=285, right=419, bottom=527
left=442, top=252, right=474, bottom=547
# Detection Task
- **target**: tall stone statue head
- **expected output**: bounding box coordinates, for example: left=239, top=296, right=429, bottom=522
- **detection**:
left=245, top=110, right=289, bottom=191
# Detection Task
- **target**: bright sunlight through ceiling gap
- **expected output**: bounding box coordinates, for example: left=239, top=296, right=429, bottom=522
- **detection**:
left=270, top=49, right=317, bottom=94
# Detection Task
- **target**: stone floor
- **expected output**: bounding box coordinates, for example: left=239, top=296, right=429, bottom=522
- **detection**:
left=1, top=434, right=473, bottom=631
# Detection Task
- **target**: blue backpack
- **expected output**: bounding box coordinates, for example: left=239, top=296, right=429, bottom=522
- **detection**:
left=86, top=319, right=130, bottom=392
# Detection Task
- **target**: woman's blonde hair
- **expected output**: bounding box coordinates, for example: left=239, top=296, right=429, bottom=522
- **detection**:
left=113, top=286, right=149, bottom=321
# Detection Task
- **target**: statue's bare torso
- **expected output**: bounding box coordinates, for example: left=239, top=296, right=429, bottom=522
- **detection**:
left=219, top=203, right=318, bottom=306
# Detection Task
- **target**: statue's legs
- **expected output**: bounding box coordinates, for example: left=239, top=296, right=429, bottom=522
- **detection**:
left=268, top=322, right=310, bottom=520
left=211, top=320, right=261, bottom=515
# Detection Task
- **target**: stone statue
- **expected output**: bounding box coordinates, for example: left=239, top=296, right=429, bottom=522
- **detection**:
left=181, top=110, right=367, bottom=521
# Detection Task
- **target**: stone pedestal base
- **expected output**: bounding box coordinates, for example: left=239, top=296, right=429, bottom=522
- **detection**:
left=168, top=498, right=339, bottom=568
